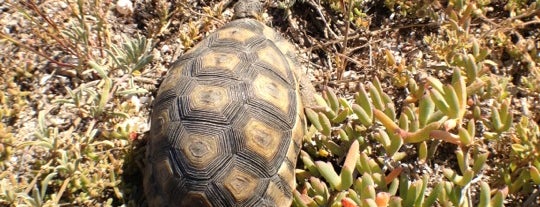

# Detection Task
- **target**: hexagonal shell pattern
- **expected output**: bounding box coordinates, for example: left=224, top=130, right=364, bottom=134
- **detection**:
left=180, top=133, right=220, bottom=169
left=252, top=74, right=290, bottom=115
left=145, top=17, right=306, bottom=207
left=222, top=167, right=260, bottom=202
left=188, top=85, right=229, bottom=111
left=243, top=118, right=281, bottom=162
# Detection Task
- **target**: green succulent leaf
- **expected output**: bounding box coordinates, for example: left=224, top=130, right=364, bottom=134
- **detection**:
left=352, top=104, right=373, bottom=127
left=418, top=95, right=434, bottom=128
left=318, top=112, right=332, bottom=137
left=315, top=161, right=340, bottom=190
left=324, top=88, right=339, bottom=113
left=490, top=190, right=505, bottom=207
left=472, top=152, right=489, bottom=173
left=478, top=182, right=490, bottom=207
left=340, top=140, right=359, bottom=190
left=305, top=108, right=322, bottom=131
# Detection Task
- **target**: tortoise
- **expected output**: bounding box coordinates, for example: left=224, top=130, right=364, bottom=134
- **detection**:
left=144, top=0, right=315, bottom=206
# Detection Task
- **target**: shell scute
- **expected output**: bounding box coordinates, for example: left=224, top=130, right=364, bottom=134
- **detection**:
left=145, top=17, right=306, bottom=207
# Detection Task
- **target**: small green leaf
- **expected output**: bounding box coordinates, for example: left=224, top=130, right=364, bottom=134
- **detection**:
left=423, top=182, right=442, bottom=207
left=464, top=54, right=478, bottom=83
left=478, top=182, right=490, bottom=207
left=324, top=87, right=339, bottom=112
left=373, top=109, right=400, bottom=132
left=414, top=175, right=429, bottom=207
left=309, top=177, right=328, bottom=198
left=530, top=166, right=540, bottom=184
left=443, top=85, right=460, bottom=118
left=458, top=127, right=472, bottom=146
left=374, top=129, right=391, bottom=148
left=455, top=149, right=467, bottom=174
left=388, top=178, right=400, bottom=195
left=338, top=97, right=351, bottom=110
left=360, top=173, right=376, bottom=200
left=418, top=141, right=428, bottom=164
left=427, top=77, right=444, bottom=94
left=491, top=106, right=503, bottom=132
left=369, top=83, right=384, bottom=111
left=355, top=84, right=370, bottom=106
left=490, top=190, right=505, bottom=207
left=429, top=89, right=450, bottom=116
left=305, top=108, right=322, bottom=131
left=300, top=150, right=320, bottom=177
left=339, top=140, right=359, bottom=190
left=511, top=144, right=527, bottom=152
left=315, top=161, right=340, bottom=189
left=418, top=95, right=434, bottom=128
left=338, top=129, right=349, bottom=141
left=293, top=190, right=310, bottom=207
left=352, top=104, right=373, bottom=126
left=319, top=112, right=332, bottom=137
left=457, top=169, right=474, bottom=186
left=389, top=197, right=403, bottom=207
left=323, top=140, right=344, bottom=157
left=402, top=122, right=441, bottom=143
left=472, top=152, right=488, bottom=173
left=451, top=68, right=467, bottom=116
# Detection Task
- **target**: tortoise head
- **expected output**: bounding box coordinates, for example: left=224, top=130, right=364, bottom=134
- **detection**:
left=233, top=0, right=265, bottom=19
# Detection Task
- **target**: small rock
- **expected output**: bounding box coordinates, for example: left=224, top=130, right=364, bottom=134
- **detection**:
left=59, top=1, right=68, bottom=9
left=161, top=45, right=169, bottom=54
left=116, top=0, right=133, bottom=15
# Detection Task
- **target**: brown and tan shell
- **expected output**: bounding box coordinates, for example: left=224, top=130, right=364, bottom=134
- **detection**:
left=143, top=16, right=307, bottom=207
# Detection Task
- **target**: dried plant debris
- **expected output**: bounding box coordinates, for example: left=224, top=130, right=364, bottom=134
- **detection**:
left=1, top=0, right=539, bottom=206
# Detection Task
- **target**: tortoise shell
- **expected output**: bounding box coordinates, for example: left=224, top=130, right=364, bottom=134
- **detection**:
left=144, top=2, right=307, bottom=207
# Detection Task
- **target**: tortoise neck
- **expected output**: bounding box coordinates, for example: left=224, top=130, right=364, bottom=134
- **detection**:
left=233, top=0, right=264, bottom=19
